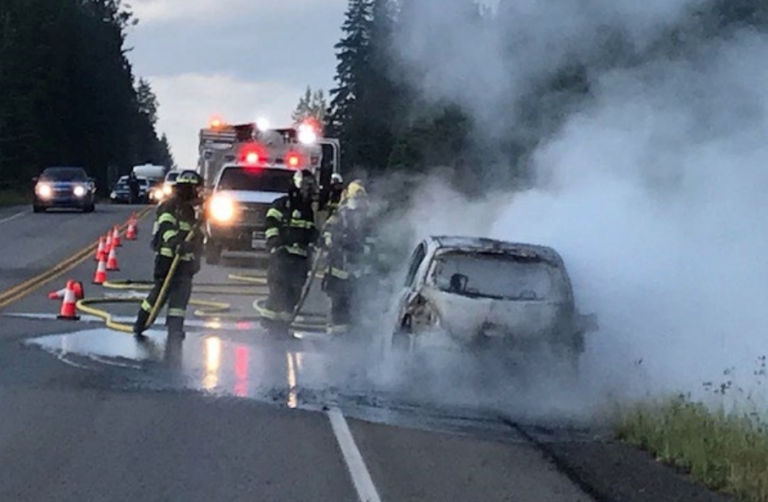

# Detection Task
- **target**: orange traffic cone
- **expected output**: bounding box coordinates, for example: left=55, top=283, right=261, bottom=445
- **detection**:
left=112, top=226, right=122, bottom=247
left=48, top=284, right=68, bottom=300
left=56, top=280, right=80, bottom=320
left=126, top=220, right=137, bottom=241
left=95, top=237, right=106, bottom=261
left=71, top=281, right=84, bottom=300
left=93, top=255, right=108, bottom=284
left=106, top=245, right=119, bottom=271
left=105, top=233, right=113, bottom=252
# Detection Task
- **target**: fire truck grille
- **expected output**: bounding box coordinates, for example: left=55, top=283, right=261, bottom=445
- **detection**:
left=238, top=203, right=269, bottom=227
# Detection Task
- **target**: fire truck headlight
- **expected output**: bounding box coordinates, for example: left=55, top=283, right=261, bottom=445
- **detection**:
left=36, top=183, right=53, bottom=199
left=209, top=195, right=235, bottom=223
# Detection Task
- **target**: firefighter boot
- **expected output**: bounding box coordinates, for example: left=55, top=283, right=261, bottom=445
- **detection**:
left=133, top=309, right=150, bottom=339
left=167, top=316, right=186, bottom=340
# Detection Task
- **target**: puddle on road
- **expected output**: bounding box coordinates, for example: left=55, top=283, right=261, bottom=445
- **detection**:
left=23, top=325, right=599, bottom=439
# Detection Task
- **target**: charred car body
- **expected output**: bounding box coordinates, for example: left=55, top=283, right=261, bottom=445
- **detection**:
left=391, top=236, right=597, bottom=372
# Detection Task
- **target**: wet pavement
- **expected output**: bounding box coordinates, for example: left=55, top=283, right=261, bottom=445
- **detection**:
left=0, top=205, right=737, bottom=502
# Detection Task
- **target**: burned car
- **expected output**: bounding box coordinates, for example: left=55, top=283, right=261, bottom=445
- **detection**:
left=390, top=236, right=598, bottom=373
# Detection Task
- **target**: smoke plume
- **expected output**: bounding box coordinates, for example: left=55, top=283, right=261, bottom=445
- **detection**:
left=376, top=0, right=768, bottom=417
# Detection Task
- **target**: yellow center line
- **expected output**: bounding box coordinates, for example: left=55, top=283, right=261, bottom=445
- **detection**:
left=0, top=206, right=153, bottom=310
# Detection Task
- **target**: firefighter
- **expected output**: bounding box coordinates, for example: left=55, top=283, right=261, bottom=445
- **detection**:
left=127, top=171, right=140, bottom=204
left=256, top=169, right=317, bottom=334
left=133, top=170, right=204, bottom=340
left=321, top=180, right=378, bottom=335
left=327, top=173, right=344, bottom=212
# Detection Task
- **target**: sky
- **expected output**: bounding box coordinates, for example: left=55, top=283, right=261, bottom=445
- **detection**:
left=125, top=0, right=348, bottom=168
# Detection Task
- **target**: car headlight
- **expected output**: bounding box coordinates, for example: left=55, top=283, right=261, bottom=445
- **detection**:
left=163, top=184, right=173, bottom=195
left=209, top=195, right=235, bottom=223
left=73, top=185, right=86, bottom=197
left=36, top=183, right=52, bottom=198
left=110, top=191, right=116, bottom=199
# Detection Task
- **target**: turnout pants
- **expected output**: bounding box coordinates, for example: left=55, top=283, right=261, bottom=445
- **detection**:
left=324, top=276, right=359, bottom=335
left=260, top=251, right=309, bottom=331
left=134, top=271, right=193, bottom=337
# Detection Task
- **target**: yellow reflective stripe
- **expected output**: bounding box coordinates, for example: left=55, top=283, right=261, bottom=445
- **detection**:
left=265, top=227, right=280, bottom=238
left=159, top=247, right=175, bottom=258
left=167, top=308, right=186, bottom=317
left=289, top=219, right=314, bottom=229
left=267, top=208, right=283, bottom=220
left=284, top=245, right=308, bottom=257
left=141, top=300, right=153, bottom=312
left=158, top=213, right=177, bottom=225
left=179, top=221, right=191, bottom=231
left=331, top=267, right=349, bottom=279
left=254, top=302, right=292, bottom=321
left=326, top=324, right=350, bottom=335
left=162, top=229, right=179, bottom=242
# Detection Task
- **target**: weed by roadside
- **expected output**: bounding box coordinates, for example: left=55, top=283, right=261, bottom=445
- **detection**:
left=0, top=189, right=29, bottom=207
left=614, top=357, right=768, bottom=502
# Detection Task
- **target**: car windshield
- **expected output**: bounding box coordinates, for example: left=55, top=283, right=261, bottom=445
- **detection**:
left=40, top=167, right=88, bottom=182
left=430, top=251, right=560, bottom=301
left=166, top=172, right=179, bottom=183
left=216, top=167, right=294, bottom=193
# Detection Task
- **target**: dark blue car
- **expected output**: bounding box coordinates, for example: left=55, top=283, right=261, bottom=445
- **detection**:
left=33, top=166, right=96, bottom=213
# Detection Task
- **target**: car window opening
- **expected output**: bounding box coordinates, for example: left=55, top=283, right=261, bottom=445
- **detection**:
left=431, top=252, right=557, bottom=300
left=217, top=167, right=295, bottom=193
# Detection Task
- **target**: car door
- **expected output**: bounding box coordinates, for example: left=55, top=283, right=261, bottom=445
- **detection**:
left=396, top=242, right=428, bottom=323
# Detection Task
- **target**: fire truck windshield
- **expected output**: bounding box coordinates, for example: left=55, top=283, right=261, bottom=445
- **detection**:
left=216, top=166, right=295, bottom=193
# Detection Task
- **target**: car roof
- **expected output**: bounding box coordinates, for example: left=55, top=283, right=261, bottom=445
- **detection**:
left=428, top=235, right=564, bottom=263
left=43, top=166, right=86, bottom=172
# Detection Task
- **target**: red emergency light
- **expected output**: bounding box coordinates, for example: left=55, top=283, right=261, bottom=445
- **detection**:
left=285, top=152, right=301, bottom=168
left=238, top=143, right=267, bottom=166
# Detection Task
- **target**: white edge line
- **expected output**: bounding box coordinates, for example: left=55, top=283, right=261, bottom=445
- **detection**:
left=0, top=211, right=26, bottom=225
left=327, top=407, right=383, bottom=502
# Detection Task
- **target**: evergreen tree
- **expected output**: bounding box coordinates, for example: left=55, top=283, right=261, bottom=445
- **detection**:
left=292, top=86, right=327, bottom=127
left=0, top=0, right=174, bottom=191
left=326, top=0, right=373, bottom=169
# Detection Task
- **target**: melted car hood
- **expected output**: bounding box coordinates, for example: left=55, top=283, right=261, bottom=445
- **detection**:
left=422, top=286, right=563, bottom=341
left=215, top=190, right=286, bottom=204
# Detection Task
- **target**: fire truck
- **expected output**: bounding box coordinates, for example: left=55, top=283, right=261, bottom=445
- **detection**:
left=198, top=117, right=339, bottom=264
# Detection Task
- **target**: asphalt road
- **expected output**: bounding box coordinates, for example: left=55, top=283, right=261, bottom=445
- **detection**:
left=0, top=202, right=737, bottom=502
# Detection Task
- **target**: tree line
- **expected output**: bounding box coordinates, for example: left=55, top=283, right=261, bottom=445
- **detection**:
left=322, top=0, right=768, bottom=196
left=0, top=0, right=173, bottom=193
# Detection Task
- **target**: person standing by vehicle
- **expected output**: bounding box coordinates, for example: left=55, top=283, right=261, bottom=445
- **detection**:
left=321, top=180, right=378, bottom=335
left=127, top=171, right=140, bottom=205
left=256, top=169, right=317, bottom=335
left=133, top=171, right=204, bottom=340
left=327, top=173, right=344, bottom=212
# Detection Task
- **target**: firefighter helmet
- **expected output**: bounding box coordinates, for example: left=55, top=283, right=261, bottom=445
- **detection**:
left=175, top=170, right=202, bottom=202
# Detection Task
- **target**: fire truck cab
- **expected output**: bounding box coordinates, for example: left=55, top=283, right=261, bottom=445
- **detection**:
left=201, top=120, right=329, bottom=264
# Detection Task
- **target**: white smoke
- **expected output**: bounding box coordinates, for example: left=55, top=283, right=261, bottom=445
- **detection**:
left=379, top=0, right=768, bottom=417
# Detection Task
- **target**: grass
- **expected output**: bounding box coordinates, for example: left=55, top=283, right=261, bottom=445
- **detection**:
left=615, top=386, right=768, bottom=501
left=0, top=189, right=29, bottom=207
